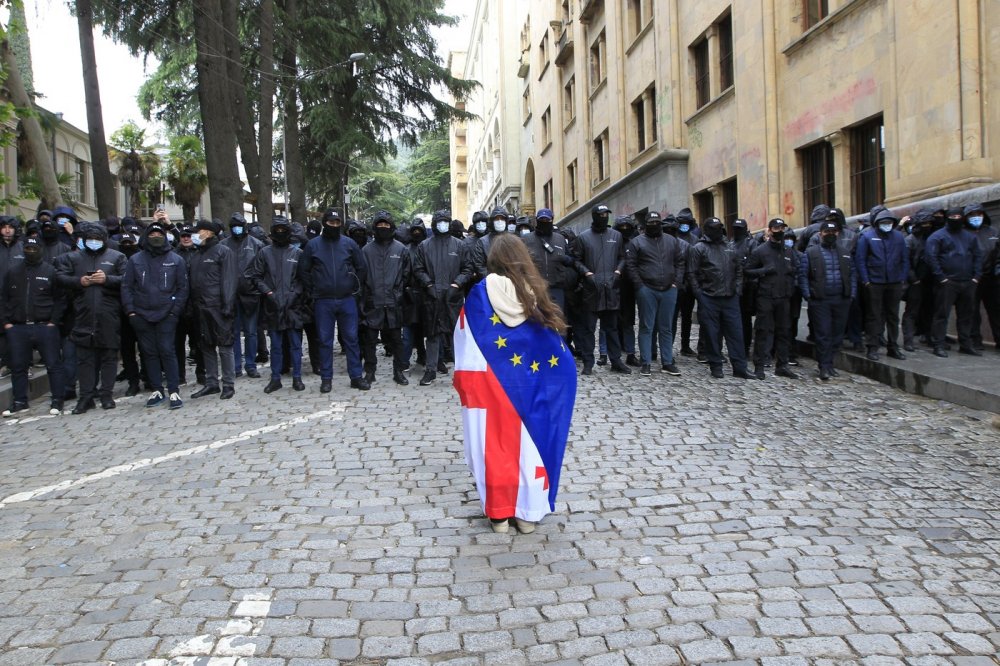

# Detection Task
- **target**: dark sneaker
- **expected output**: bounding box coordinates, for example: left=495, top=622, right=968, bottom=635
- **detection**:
left=419, top=370, right=436, bottom=386
left=364, top=371, right=377, bottom=384
left=596, top=354, right=608, bottom=366
left=168, top=393, right=184, bottom=410
left=865, top=350, right=880, bottom=361
left=753, top=367, right=766, bottom=380
left=245, top=369, right=261, bottom=379
left=626, top=354, right=641, bottom=367
left=932, top=348, right=948, bottom=358
left=145, top=391, right=165, bottom=408
left=661, top=364, right=681, bottom=376
left=639, top=364, right=651, bottom=376
left=610, top=362, right=632, bottom=374
left=581, top=366, right=593, bottom=376
left=292, top=378, right=305, bottom=391
left=886, top=349, right=906, bottom=360
left=680, top=347, right=696, bottom=357
left=733, top=369, right=758, bottom=380
left=2, top=402, right=29, bottom=418
left=819, top=367, right=831, bottom=381
left=697, top=354, right=709, bottom=364
left=710, top=367, right=724, bottom=379
left=787, top=358, right=799, bottom=366
left=320, top=380, right=332, bottom=393
left=775, top=366, right=799, bottom=379
left=393, top=370, right=409, bottom=386
left=350, top=377, right=371, bottom=391
left=437, top=360, right=449, bottom=374
left=958, top=347, right=983, bottom=356
left=125, top=383, right=141, bottom=397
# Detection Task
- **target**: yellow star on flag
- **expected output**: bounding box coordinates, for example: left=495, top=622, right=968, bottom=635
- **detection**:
left=511, top=353, right=523, bottom=367
left=489, top=312, right=501, bottom=325
left=548, top=355, right=559, bottom=368
left=495, top=336, right=507, bottom=349
left=530, top=361, right=540, bottom=373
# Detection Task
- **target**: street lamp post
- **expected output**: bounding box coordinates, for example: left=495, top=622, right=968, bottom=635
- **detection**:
left=282, top=52, right=366, bottom=222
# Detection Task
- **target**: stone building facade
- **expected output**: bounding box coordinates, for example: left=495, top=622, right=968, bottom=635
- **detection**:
left=450, top=0, right=999, bottom=230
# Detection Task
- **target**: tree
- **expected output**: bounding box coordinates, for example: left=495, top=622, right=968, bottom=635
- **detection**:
left=76, top=0, right=117, bottom=218
left=405, top=124, right=451, bottom=214
left=1, top=4, right=63, bottom=210
left=109, top=121, right=160, bottom=218
left=164, top=135, right=208, bottom=223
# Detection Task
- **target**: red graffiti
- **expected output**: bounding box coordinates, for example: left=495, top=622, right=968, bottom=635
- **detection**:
left=784, top=77, right=877, bottom=142
left=783, top=192, right=795, bottom=217
left=740, top=146, right=761, bottom=162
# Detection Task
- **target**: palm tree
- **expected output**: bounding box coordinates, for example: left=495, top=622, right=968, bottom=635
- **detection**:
left=165, top=135, right=208, bottom=223
left=109, top=121, right=160, bottom=218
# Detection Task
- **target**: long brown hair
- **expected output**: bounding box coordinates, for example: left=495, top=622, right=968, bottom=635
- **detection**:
left=486, top=233, right=567, bottom=334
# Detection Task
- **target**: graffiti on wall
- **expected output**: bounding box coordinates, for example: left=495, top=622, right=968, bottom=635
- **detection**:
left=784, top=76, right=877, bottom=144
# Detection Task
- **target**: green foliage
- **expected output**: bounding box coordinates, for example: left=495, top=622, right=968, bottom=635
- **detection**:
left=137, top=42, right=202, bottom=136
left=164, top=134, right=207, bottom=220
left=0, top=1, right=26, bottom=209
left=404, top=123, right=451, bottom=214
left=109, top=120, right=160, bottom=217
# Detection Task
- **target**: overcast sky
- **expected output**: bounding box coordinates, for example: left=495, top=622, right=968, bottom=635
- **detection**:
left=24, top=0, right=471, bottom=142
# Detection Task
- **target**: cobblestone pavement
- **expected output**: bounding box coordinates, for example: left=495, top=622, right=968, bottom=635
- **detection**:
left=0, top=351, right=998, bottom=666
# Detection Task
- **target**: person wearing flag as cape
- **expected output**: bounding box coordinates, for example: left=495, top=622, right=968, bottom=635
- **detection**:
left=453, top=234, right=577, bottom=534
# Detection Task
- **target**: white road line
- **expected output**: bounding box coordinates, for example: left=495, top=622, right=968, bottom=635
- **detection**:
left=0, top=402, right=348, bottom=510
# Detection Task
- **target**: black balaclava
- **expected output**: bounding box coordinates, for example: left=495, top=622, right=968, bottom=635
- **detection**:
left=945, top=207, right=965, bottom=232
left=22, top=238, right=43, bottom=265
left=645, top=213, right=663, bottom=237
left=591, top=204, right=611, bottom=233
left=322, top=210, right=343, bottom=240
left=703, top=217, right=725, bottom=242
left=271, top=223, right=292, bottom=247
left=536, top=216, right=553, bottom=236
left=663, top=214, right=678, bottom=237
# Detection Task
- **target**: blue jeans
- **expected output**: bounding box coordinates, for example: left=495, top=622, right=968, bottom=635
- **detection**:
left=232, top=301, right=259, bottom=372
left=697, top=293, right=747, bottom=371
left=130, top=315, right=180, bottom=393
left=7, top=323, right=64, bottom=405
left=637, top=285, right=678, bottom=365
left=269, top=329, right=302, bottom=380
left=315, top=297, right=362, bottom=380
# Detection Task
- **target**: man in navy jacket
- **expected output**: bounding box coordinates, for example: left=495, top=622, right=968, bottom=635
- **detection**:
left=855, top=209, right=909, bottom=361
left=925, top=207, right=983, bottom=357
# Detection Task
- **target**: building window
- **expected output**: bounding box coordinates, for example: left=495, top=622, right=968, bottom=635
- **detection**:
left=692, top=37, right=710, bottom=108
left=721, top=178, right=738, bottom=228
left=566, top=160, right=578, bottom=204
left=73, top=158, right=87, bottom=204
left=539, top=32, right=549, bottom=74
left=694, top=190, right=714, bottom=222
left=543, top=179, right=554, bottom=210
left=563, top=76, right=576, bottom=124
left=627, top=0, right=652, bottom=39
left=561, top=0, right=572, bottom=24
left=851, top=116, right=885, bottom=215
left=139, top=184, right=163, bottom=219
left=541, top=106, right=552, bottom=147
left=590, top=29, right=606, bottom=89
left=631, top=86, right=656, bottom=155
left=718, top=14, right=733, bottom=91
left=522, top=87, right=531, bottom=123
left=804, top=0, right=829, bottom=29
left=593, top=130, right=609, bottom=184
left=801, top=141, right=835, bottom=215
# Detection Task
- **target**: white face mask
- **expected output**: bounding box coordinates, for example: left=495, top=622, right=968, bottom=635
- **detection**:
left=519, top=228, right=531, bottom=237
left=878, top=223, right=893, bottom=234
left=506, top=224, right=516, bottom=233
left=191, top=234, right=203, bottom=246
left=784, top=238, right=794, bottom=248
left=475, top=221, right=487, bottom=233
left=435, top=221, right=450, bottom=235
left=968, top=215, right=983, bottom=229
left=492, top=220, right=506, bottom=233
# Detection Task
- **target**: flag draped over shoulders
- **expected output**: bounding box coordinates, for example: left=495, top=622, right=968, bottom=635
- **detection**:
left=453, top=280, right=577, bottom=522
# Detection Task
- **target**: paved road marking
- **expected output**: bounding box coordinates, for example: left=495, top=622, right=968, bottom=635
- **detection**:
left=0, top=403, right=348, bottom=510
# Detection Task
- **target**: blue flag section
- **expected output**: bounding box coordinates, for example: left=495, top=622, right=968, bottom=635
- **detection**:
left=463, top=282, right=577, bottom=510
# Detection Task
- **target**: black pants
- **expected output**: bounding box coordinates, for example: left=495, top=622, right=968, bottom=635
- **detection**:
left=304, top=321, right=321, bottom=373
left=971, top=278, right=1000, bottom=347
left=132, top=315, right=180, bottom=394
left=362, top=325, right=405, bottom=374
left=577, top=309, right=621, bottom=368
left=740, top=285, right=756, bottom=354
left=176, top=313, right=203, bottom=383
left=672, top=289, right=696, bottom=350
left=808, top=297, right=851, bottom=370
left=77, top=345, right=118, bottom=403
left=932, top=279, right=976, bottom=350
left=7, top=324, right=64, bottom=405
left=697, top=294, right=747, bottom=372
left=753, top=296, right=791, bottom=368
left=120, top=313, right=142, bottom=387
left=901, top=281, right=924, bottom=347
left=864, top=282, right=904, bottom=352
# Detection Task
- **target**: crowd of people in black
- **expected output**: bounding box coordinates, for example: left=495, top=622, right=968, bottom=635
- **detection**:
left=0, top=198, right=997, bottom=417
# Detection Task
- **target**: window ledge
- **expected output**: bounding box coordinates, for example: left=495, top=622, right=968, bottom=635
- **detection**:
left=589, top=78, right=608, bottom=102
left=541, top=141, right=553, bottom=156
left=522, top=111, right=532, bottom=128
left=625, top=20, right=654, bottom=56
left=592, top=176, right=610, bottom=191
left=538, top=61, right=550, bottom=81
left=628, top=142, right=659, bottom=167
left=684, top=85, right=735, bottom=125
left=782, top=0, right=877, bottom=57
left=563, top=116, right=577, bottom=133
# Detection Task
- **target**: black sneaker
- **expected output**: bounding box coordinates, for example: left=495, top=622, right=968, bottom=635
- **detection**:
left=436, top=360, right=449, bottom=374
left=292, top=378, right=305, bottom=391
left=697, top=354, right=709, bottom=364
left=639, top=364, right=651, bottom=376
left=626, top=354, right=641, bottom=367
left=661, top=364, right=681, bottom=376
left=320, top=380, right=332, bottom=393
left=364, top=371, right=377, bottom=384
left=245, top=369, right=261, bottom=379
left=581, top=366, right=593, bottom=376
left=753, top=367, right=766, bottom=380
left=680, top=347, right=696, bottom=357
left=775, top=366, right=799, bottom=379
left=2, top=402, right=29, bottom=418
left=168, top=393, right=184, bottom=410
left=145, top=391, right=165, bottom=408
left=125, top=383, right=141, bottom=397
left=787, top=358, right=799, bottom=366
left=393, top=370, right=409, bottom=386
left=610, top=362, right=632, bottom=374
left=596, top=354, right=608, bottom=366
left=419, top=370, right=436, bottom=386
left=350, top=377, right=371, bottom=391
left=710, top=367, right=724, bottom=379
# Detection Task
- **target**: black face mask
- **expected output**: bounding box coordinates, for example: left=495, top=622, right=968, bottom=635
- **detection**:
left=271, top=231, right=292, bottom=247
left=591, top=217, right=609, bottom=233
left=120, top=244, right=139, bottom=257
left=374, top=227, right=394, bottom=243
left=536, top=220, right=553, bottom=236
left=322, top=224, right=341, bottom=240
left=23, top=248, right=43, bottom=265
left=946, top=218, right=964, bottom=231
left=704, top=226, right=725, bottom=242
left=645, top=222, right=662, bottom=237
left=147, top=236, right=167, bottom=250
left=770, top=231, right=785, bottom=244
left=41, top=229, right=58, bottom=242
left=664, top=225, right=678, bottom=237
left=821, top=234, right=838, bottom=247
left=734, top=228, right=748, bottom=241
left=411, top=233, right=425, bottom=244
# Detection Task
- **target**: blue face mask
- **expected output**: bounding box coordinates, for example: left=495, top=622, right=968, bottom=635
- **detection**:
left=56, top=217, right=70, bottom=227
left=507, top=224, right=517, bottom=233
left=878, top=223, right=893, bottom=234
left=679, top=224, right=691, bottom=233
left=191, top=234, right=204, bottom=247
left=784, top=238, right=794, bottom=248
left=76, top=238, right=85, bottom=251
left=231, top=226, right=244, bottom=236
left=84, top=239, right=104, bottom=252
left=968, top=216, right=983, bottom=229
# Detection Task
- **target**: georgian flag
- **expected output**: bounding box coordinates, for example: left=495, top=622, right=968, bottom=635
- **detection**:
left=453, top=282, right=577, bottom=522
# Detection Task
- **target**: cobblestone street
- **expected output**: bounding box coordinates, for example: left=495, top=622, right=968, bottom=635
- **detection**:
left=1, top=354, right=998, bottom=665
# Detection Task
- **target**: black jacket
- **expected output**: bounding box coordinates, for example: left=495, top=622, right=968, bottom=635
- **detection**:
left=688, top=238, right=743, bottom=298
left=2, top=259, right=65, bottom=327
left=522, top=231, right=584, bottom=291
left=905, top=233, right=930, bottom=283
left=625, top=233, right=687, bottom=292
left=744, top=241, right=798, bottom=299
left=247, top=243, right=308, bottom=331
left=188, top=236, right=237, bottom=315
left=222, top=234, right=265, bottom=310
left=572, top=228, right=626, bottom=311
left=412, top=235, right=474, bottom=334
left=55, top=247, right=128, bottom=348
left=0, top=238, right=24, bottom=284
left=121, top=246, right=189, bottom=323
left=361, top=239, right=411, bottom=329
